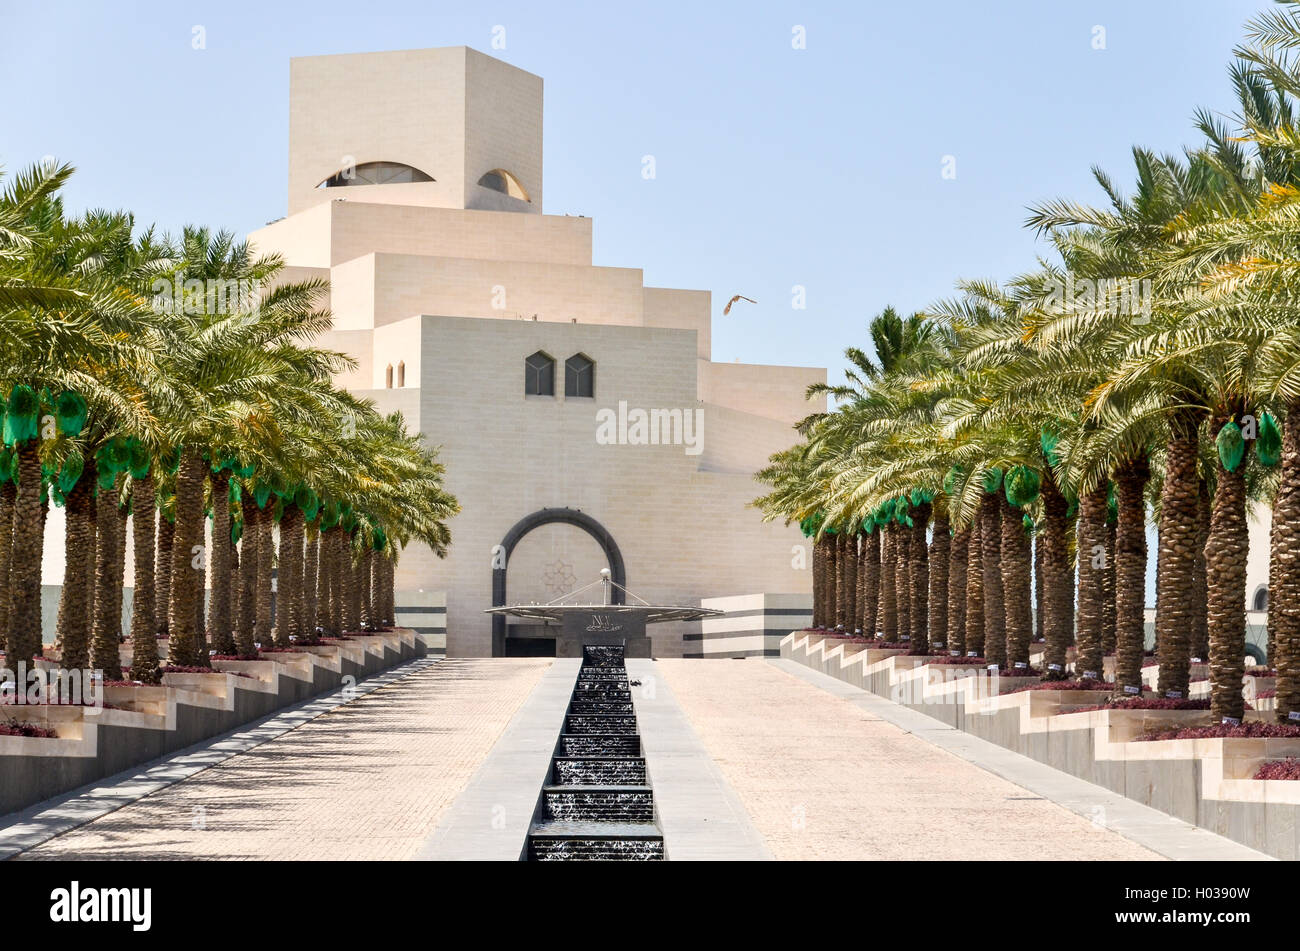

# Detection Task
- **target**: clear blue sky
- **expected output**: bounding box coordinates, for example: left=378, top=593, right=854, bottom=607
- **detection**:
left=0, top=0, right=1273, bottom=382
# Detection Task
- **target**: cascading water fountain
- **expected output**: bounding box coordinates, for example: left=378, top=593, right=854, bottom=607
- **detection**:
left=525, top=645, right=665, bottom=860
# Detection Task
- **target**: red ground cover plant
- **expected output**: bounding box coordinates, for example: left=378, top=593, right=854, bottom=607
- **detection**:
left=1138, top=721, right=1300, bottom=742
left=0, top=721, right=58, bottom=738
left=160, top=665, right=254, bottom=678
left=1244, top=668, right=1277, bottom=678
left=257, top=647, right=306, bottom=655
left=1009, top=678, right=1113, bottom=693
left=1069, top=696, right=1211, bottom=712
left=210, top=653, right=261, bottom=661
left=1257, top=688, right=1278, bottom=699
left=924, top=655, right=989, bottom=665
left=1255, top=758, right=1300, bottom=780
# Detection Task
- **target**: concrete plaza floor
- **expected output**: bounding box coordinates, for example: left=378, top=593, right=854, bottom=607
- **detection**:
left=12, top=658, right=549, bottom=860
left=652, top=658, right=1162, bottom=861
left=1, top=653, right=1268, bottom=861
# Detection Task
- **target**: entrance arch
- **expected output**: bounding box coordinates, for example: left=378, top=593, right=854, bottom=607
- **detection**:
left=491, top=507, right=626, bottom=653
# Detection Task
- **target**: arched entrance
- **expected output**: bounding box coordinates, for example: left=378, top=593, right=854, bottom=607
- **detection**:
left=492, top=507, right=625, bottom=655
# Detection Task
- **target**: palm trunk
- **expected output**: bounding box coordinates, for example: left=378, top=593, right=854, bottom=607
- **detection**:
left=860, top=530, right=879, bottom=636
left=5, top=443, right=45, bottom=668
left=384, top=555, right=396, bottom=626
left=980, top=492, right=1005, bottom=667
left=166, top=450, right=207, bottom=667
left=1192, top=480, right=1212, bottom=663
left=255, top=505, right=274, bottom=646
left=1101, top=518, right=1117, bottom=656
left=897, top=524, right=913, bottom=642
left=854, top=533, right=868, bottom=634
left=928, top=511, right=950, bottom=652
left=825, top=533, right=839, bottom=630
left=834, top=531, right=848, bottom=630
left=346, top=535, right=362, bottom=633
left=0, top=481, right=16, bottom=654
left=810, top=534, right=824, bottom=627
left=965, top=516, right=985, bottom=656
left=1040, top=477, right=1072, bottom=678
left=156, top=515, right=173, bottom=638
left=55, top=472, right=94, bottom=671
left=360, top=548, right=375, bottom=630
left=304, top=521, right=320, bottom=634
left=1000, top=497, right=1032, bottom=668
left=1034, top=531, right=1044, bottom=642
left=842, top=531, right=858, bottom=633
left=1272, top=401, right=1300, bottom=721
left=209, top=471, right=234, bottom=655
left=1206, top=419, right=1249, bottom=722
left=278, top=506, right=304, bottom=643
left=947, top=524, right=969, bottom=654
left=910, top=501, right=931, bottom=652
left=236, top=497, right=257, bottom=653
left=330, top=527, right=346, bottom=635
left=129, top=475, right=160, bottom=684
left=1155, top=411, right=1202, bottom=697
left=1075, top=483, right=1110, bottom=681
left=91, top=474, right=124, bottom=678
left=1114, top=458, right=1150, bottom=692
left=880, top=524, right=898, bottom=641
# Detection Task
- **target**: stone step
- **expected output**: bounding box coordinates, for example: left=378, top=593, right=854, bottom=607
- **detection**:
left=560, top=734, right=641, bottom=757
left=543, top=785, right=654, bottom=823
left=566, top=714, right=637, bottom=735
left=552, top=756, right=647, bottom=786
left=572, top=687, right=632, bottom=700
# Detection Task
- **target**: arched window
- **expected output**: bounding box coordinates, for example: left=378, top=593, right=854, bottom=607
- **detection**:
left=525, top=351, right=555, bottom=396
left=317, top=161, right=434, bottom=189
left=565, top=353, right=595, bottom=398
left=1253, top=585, right=1269, bottom=612
left=397, top=361, right=405, bottom=388
left=476, top=168, right=530, bottom=202
left=385, top=364, right=393, bottom=389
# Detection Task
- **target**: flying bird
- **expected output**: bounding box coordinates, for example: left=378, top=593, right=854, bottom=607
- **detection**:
left=723, top=294, right=757, bottom=315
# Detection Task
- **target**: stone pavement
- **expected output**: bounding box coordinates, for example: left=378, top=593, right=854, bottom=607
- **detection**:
left=652, top=658, right=1165, bottom=861
left=15, top=658, right=550, bottom=861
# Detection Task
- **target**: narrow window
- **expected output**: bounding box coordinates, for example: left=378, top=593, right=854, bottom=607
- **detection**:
left=397, top=361, right=405, bottom=388
left=385, top=364, right=393, bottom=389
left=525, top=351, right=555, bottom=396
left=565, top=354, right=595, bottom=398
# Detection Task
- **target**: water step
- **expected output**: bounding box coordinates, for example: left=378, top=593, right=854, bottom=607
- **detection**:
left=572, top=687, right=632, bottom=701
left=553, top=757, right=647, bottom=786
left=528, top=821, right=664, bottom=861
left=568, top=700, right=636, bottom=715
left=544, top=785, right=654, bottom=822
left=566, top=714, right=638, bottom=735
left=560, top=734, right=641, bottom=757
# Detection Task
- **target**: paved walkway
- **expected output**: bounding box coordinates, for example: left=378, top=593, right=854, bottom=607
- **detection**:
left=653, top=658, right=1165, bottom=861
left=14, top=659, right=550, bottom=861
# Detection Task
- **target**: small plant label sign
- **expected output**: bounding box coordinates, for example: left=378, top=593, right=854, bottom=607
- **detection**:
left=1166, top=690, right=1182, bottom=699
left=1289, top=711, right=1300, bottom=722
left=967, top=651, right=979, bottom=657
left=1083, top=670, right=1098, bottom=680
left=901, top=635, right=910, bottom=641
left=1048, top=663, right=1062, bottom=672
left=950, top=650, right=961, bottom=657
left=1192, top=657, right=1202, bottom=663
left=1014, top=661, right=1027, bottom=669
left=1222, top=716, right=1241, bottom=726
left=1124, top=685, right=1141, bottom=695
left=987, top=664, right=999, bottom=672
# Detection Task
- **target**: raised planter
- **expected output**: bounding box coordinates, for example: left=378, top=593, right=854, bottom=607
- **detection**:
left=782, top=629, right=1300, bottom=859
